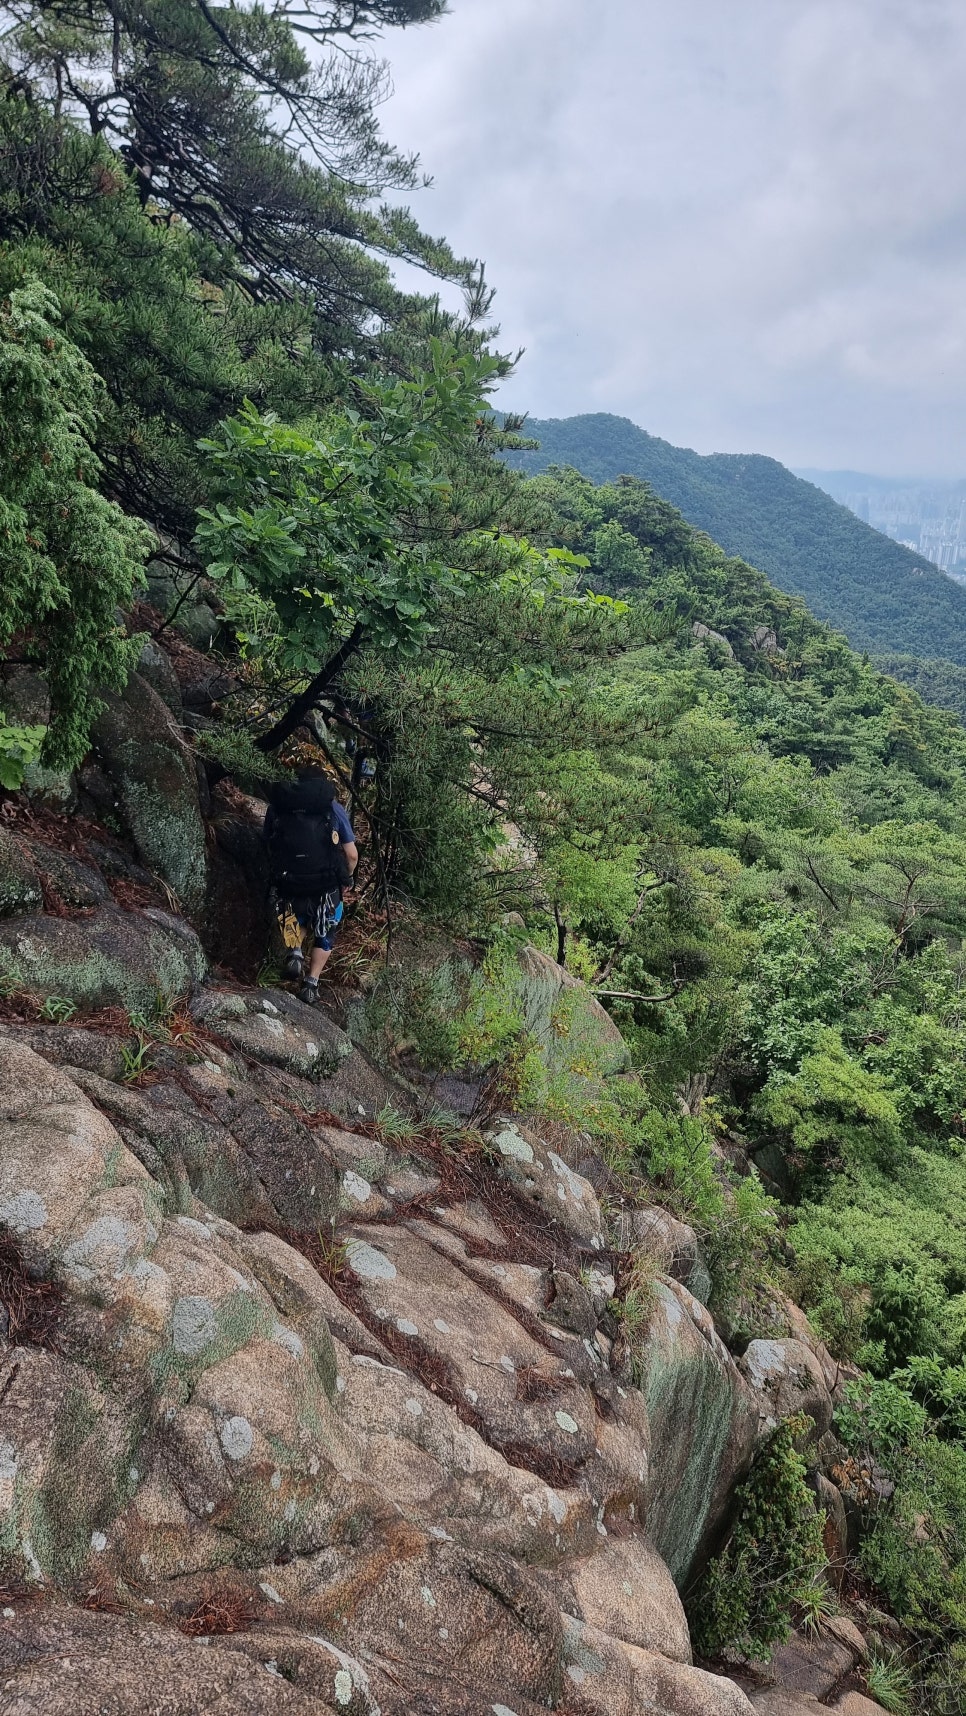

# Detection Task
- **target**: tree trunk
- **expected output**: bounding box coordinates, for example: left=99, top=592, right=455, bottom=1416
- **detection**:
left=254, top=626, right=363, bottom=755
left=554, top=903, right=567, bottom=969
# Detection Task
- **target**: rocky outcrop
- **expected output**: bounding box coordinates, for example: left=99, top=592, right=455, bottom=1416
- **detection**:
left=91, top=672, right=209, bottom=915
left=144, top=561, right=221, bottom=652
left=0, top=667, right=77, bottom=813
left=740, top=1611, right=878, bottom=1713
left=751, top=1692, right=891, bottom=1715
left=0, top=826, right=43, bottom=916
left=513, top=943, right=632, bottom=1081
left=0, top=1606, right=378, bottom=1715
left=0, top=903, right=205, bottom=1012
left=692, top=622, right=735, bottom=659
left=740, top=1338, right=834, bottom=1440
left=0, top=867, right=761, bottom=1716
left=614, top=1204, right=712, bottom=1305
left=0, top=791, right=871, bottom=1714
left=634, top=1278, right=759, bottom=1584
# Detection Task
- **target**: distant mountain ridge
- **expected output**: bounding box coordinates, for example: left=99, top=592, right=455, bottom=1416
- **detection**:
left=506, top=413, right=966, bottom=665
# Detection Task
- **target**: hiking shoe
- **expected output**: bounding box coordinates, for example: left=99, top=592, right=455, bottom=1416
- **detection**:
left=283, top=950, right=305, bottom=981
left=297, top=979, right=319, bottom=1007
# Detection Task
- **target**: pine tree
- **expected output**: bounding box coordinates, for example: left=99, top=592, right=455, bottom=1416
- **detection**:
left=0, top=4, right=498, bottom=540
left=1, top=0, right=471, bottom=308
left=0, top=280, right=150, bottom=765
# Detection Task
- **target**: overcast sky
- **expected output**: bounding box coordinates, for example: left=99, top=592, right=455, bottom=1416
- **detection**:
left=381, top=0, right=966, bottom=478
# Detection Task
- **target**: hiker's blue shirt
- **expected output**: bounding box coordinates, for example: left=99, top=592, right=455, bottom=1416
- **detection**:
left=331, top=803, right=355, bottom=844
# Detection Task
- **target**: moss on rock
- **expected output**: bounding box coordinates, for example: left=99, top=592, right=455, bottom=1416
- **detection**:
left=92, top=673, right=208, bottom=915
left=0, top=828, right=42, bottom=918
left=0, top=905, right=206, bottom=1012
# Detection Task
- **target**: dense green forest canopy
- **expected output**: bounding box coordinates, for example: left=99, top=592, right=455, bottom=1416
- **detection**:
left=506, top=412, right=966, bottom=668
left=875, top=652, right=966, bottom=724
left=7, top=6, right=966, bottom=1705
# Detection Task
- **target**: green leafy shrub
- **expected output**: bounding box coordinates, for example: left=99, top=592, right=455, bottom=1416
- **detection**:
left=836, top=1379, right=966, bottom=1714
left=0, top=716, right=46, bottom=790
left=688, top=1415, right=825, bottom=1661
left=789, top=1252, right=869, bottom=1363
left=0, top=282, right=150, bottom=766
left=705, top=1168, right=780, bottom=1322
left=754, top=1028, right=904, bottom=1178
left=632, top=1107, right=726, bottom=1228
left=790, top=1157, right=966, bottom=1375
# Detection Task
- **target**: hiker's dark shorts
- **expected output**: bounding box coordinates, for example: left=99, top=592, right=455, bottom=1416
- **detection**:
left=289, top=890, right=344, bottom=952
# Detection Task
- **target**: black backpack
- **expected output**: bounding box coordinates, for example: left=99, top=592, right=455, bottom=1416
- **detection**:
left=265, top=778, right=350, bottom=896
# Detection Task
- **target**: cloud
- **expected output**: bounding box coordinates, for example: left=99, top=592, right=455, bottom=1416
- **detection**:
left=381, top=0, right=966, bottom=475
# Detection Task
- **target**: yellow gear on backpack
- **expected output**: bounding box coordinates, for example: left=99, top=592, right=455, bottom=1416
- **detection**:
left=278, top=907, right=304, bottom=951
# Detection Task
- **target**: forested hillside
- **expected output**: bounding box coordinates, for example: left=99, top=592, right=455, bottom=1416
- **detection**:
left=876, top=653, right=966, bottom=723
left=507, top=412, right=966, bottom=665
left=5, top=5, right=966, bottom=1713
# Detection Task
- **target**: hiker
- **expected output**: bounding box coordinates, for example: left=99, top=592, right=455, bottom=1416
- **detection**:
left=264, top=767, right=358, bottom=1006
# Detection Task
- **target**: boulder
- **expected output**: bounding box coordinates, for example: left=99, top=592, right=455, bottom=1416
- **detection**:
left=0, top=1044, right=367, bottom=1588
left=515, top=942, right=632, bottom=1081
left=486, top=1118, right=607, bottom=1251
left=635, top=1278, right=759, bottom=1583
left=824, top=1615, right=867, bottom=1661
left=0, top=1605, right=343, bottom=1715
left=25, top=842, right=111, bottom=909
left=0, top=1040, right=163, bottom=1270
left=145, top=559, right=220, bottom=651
left=624, top=1647, right=756, bottom=1715
left=68, top=1068, right=282, bottom=1233
left=762, top=1624, right=863, bottom=1698
left=0, top=1022, right=130, bottom=1080
left=332, top=1336, right=596, bottom=1562
left=777, top=1294, right=843, bottom=1394
left=750, top=1671, right=885, bottom=1716
left=557, top=1534, right=692, bottom=1662
left=92, top=672, right=208, bottom=914
left=177, top=1060, right=343, bottom=1233
left=617, top=1204, right=712, bottom=1305
left=0, top=904, right=205, bottom=1012
left=692, top=621, right=736, bottom=659
left=137, top=635, right=183, bottom=713
left=741, top=1339, right=834, bottom=1440
left=341, top=1221, right=600, bottom=1477
left=560, top=1616, right=755, bottom=1715
left=193, top=988, right=353, bottom=1081
left=0, top=827, right=42, bottom=917
left=0, top=667, right=77, bottom=812
left=239, top=1530, right=568, bottom=1713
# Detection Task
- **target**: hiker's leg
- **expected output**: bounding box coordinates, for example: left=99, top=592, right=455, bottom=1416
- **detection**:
left=298, top=941, right=330, bottom=1003
left=307, top=943, right=332, bottom=979
left=298, top=895, right=339, bottom=1005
